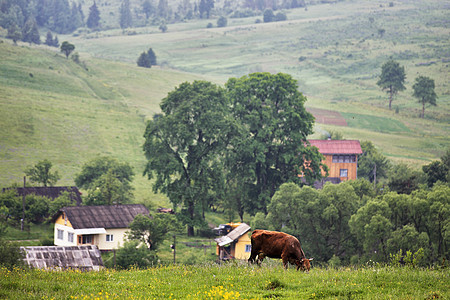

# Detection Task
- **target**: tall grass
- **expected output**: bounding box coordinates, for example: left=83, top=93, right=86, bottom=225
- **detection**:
left=0, top=263, right=448, bottom=299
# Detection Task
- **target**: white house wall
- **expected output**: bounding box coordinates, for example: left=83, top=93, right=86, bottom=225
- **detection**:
left=54, top=223, right=77, bottom=246
left=97, top=228, right=129, bottom=250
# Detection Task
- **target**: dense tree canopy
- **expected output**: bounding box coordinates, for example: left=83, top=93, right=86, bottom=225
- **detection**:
left=144, top=73, right=324, bottom=234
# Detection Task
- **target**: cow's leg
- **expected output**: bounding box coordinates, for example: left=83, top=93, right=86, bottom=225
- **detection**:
left=257, top=253, right=265, bottom=265
left=248, top=248, right=258, bottom=264
left=281, top=253, right=289, bottom=269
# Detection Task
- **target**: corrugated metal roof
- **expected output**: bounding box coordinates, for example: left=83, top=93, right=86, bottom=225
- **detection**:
left=21, top=245, right=103, bottom=271
left=60, top=204, right=149, bottom=229
left=308, top=140, right=362, bottom=155
left=215, top=223, right=251, bottom=247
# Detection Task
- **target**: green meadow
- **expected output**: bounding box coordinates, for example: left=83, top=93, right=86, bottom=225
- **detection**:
left=0, top=264, right=448, bottom=299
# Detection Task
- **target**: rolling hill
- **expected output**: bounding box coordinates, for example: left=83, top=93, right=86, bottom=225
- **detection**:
left=0, top=41, right=203, bottom=204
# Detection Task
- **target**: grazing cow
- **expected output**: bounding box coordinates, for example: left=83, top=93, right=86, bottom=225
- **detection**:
left=248, top=230, right=312, bottom=271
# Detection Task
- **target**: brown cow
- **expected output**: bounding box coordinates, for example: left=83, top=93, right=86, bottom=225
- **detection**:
left=248, top=230, right=312, bottom=271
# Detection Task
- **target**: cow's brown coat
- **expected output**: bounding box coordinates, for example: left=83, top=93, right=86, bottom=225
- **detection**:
left=248, top=230, right=311, bottom=271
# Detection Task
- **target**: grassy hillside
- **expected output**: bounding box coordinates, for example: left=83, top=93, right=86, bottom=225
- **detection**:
left=65, top=0, right=449, bottom=164
left=0, top=264, right=448, bottom=299
left=0, top=41, right=203, bottom=204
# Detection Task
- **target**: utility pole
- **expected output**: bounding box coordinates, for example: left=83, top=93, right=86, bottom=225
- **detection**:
left=21, top=176, right=26, bottom=231
left=173, top=235, right=176, bottom=265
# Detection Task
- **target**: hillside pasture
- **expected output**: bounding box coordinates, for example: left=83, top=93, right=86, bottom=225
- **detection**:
left=65, top=0, right=449, bottom=165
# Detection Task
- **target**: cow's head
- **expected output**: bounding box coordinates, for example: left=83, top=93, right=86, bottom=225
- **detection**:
left=296, top=258, right=313, bottom=272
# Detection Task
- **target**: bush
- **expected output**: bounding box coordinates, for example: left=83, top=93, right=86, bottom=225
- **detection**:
left=0, top=239, right=25, bottom=269
left=115, top=241, right=158, bottom=269
left=217, top=16, right=227, bottom=28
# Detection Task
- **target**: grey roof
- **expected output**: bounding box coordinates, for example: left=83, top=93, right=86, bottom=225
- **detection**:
left=21, top=245, right=103, bottom=271
left=215, top=223, right=251, bottom=247
left=3, top=186, right=82, bottom=206
left=59, top=204, right=149, bottom=229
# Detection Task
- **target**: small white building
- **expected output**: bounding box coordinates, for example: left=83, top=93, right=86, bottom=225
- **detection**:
left=53, top=204, right=149, bottom=251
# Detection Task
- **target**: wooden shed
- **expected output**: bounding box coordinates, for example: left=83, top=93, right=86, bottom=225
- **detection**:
left=215, top=223, right=251, bottom=261
left=308, top=139, right=363, bottom=185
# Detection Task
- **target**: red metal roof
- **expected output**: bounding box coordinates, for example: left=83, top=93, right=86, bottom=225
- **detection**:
left=308, top=140, right=362, bottom=155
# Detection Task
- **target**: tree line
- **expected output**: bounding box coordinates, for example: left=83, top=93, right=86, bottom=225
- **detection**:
left=1, top=0, right=306, bottom=45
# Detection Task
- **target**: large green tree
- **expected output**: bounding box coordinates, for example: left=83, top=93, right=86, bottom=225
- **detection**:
left=412, top=75, right=437, bottom=118
left=24, top=159, right=60, bottom=187
left=377, top=60, right=406, bottom=110
left=143, top=81, right=234, bottom=236
left=225, top=72, right=324, bottom=214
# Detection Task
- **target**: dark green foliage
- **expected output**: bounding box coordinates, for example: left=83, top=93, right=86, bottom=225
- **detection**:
left=143, top=81, right=232, bottom=236
left=199, top=0, right=214, bottom=19
left=137, top=51, right=151, bottom=68
left=137, top=48, right=157, bottom=68
left=75, top=157, right=134, bottom=205
left=422, top=158, right=448, bottom=188
left=6, top=23, right=21, bottom=44
left=358, top=141, right=391, bottom=183
left=86, top=1, right=100, bottom=29
left=24, top=160, right=60, bottom=187
left=159, top=21, right=168, bottom=32
left=128, top=213, right=180, bottom=250
left=119, top=0, right=133, bottom=29
left=226, top=73, right=324, bottom=214
left=115, top=241, right=158, bottom=269
left=21, top=18, right=40, bottom=44
left=377, top=60, right=406, bottom=110
left=412, top=75, right=437, bottom=118
left=157, top=0, right=170, bottom=20
left=274, top=12, right=287, bottom=22
left=23, top=194, right=49, bottom=224
left=45, top=31, right=59, bottom=47
left=0, top=238, right=25, bottom=270
left=142, top=0, right=154, bottom=19
left=388, top=163, right=423, bottom=194
left=60, top=41, right=75, bottom=58
left=217, top=16, right=227, bottom=27
left=263, top=9, right=274, bottom=22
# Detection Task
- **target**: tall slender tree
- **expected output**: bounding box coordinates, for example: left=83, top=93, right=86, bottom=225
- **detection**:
left=119, top=0, right=133, bottom=29
left=87, top=1, right=100, bottom=29
left=412, top=75, right=437, bottom=118
left=377, top=60, right=406, bottom=110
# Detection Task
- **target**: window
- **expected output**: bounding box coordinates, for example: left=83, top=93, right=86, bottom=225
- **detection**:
left=340, top=169, right=348, bottom=177
left=106, top=234, right=114, bottom=242
left=81, top=235, right=93, bottom=244
left=333, top=155, right=356, bottom=163
left=57, top=229, right=64, bottom=240
left=245, top=244, right=252, bottom=252
left=68, top=232, right=74, bottom=243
